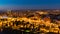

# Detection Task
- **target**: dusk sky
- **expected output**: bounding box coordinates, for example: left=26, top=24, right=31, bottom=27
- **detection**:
left=0, top=0, right=60, bottom=10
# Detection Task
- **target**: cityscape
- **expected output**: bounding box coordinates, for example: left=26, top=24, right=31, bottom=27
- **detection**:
left=0, top=10, right=60, bottom=34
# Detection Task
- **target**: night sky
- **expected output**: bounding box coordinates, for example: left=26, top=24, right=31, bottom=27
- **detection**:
left=0, top=0, right=60, bottom=10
